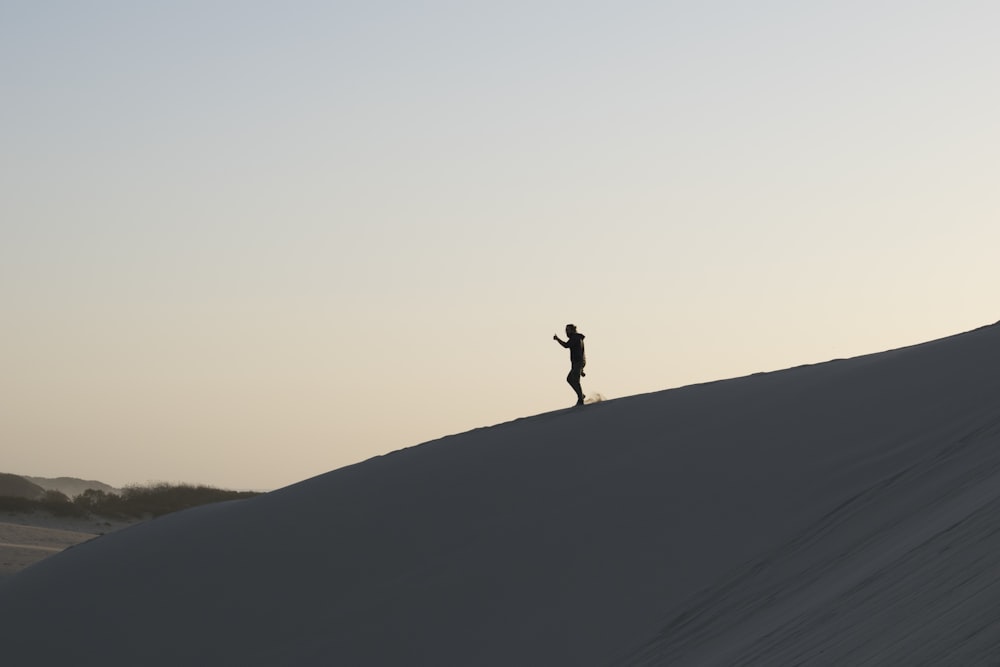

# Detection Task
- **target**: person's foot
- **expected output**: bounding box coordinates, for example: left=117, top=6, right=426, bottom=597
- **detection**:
left=575, top=398, right=585, bottom=407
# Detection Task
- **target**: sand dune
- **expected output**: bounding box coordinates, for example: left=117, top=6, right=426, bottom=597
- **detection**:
left=0, top=514, right=137, bottom=583
left=2, top=324, right=999, bottom=665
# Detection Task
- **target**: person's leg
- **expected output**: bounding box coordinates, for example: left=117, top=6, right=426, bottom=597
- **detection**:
left=567, top=365, right=585, bottom=404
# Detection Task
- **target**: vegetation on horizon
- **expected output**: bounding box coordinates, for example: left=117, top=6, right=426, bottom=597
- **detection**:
left=0, top=483, right=261, bottom=519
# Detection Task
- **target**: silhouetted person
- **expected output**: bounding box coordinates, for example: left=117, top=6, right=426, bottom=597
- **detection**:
left=553, top=324, right=586, bottom=406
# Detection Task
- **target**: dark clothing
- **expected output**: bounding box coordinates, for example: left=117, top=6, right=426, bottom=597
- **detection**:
left=558, top=332, right=586, bottom=364
left=567, top=362, right=585, bottom=404
left=558, top=332, right=586, bottom=404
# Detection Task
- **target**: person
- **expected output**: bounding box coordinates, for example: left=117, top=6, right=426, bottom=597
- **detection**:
left=553, top=324, right=586, bottom=406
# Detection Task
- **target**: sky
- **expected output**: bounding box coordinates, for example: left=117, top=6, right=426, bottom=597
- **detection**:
left=2, top=1, right=998, bottom=491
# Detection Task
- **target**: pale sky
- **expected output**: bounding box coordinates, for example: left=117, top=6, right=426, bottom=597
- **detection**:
left=3, top=1, right=998, bottom=490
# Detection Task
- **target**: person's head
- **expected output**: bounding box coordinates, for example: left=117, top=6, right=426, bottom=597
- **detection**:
left=565, top=324, right=577, bottom=335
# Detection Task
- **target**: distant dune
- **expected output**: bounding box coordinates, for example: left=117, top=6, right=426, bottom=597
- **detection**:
left=22, top=476, right=119, bottom=498
left=0, top=473, right=46, bottom=500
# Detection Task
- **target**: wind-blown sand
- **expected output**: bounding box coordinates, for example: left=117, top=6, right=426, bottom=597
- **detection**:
left=1, top=323, right=999, bottom=665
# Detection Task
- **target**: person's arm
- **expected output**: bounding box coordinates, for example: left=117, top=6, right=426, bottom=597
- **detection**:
left=553, top=335, right=569, bottom=348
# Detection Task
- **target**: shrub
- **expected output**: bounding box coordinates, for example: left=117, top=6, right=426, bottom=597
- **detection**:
left=39, top=489, right=87, bottom=517
left=115, top=483, right=258, bottom=518
left=4, top=483, right=261, bottom=520
left=0, top=495, right=37, bottom=513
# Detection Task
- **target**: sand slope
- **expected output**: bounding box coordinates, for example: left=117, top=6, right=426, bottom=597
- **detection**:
left=0, top=514, right=134, bottom=583
left=1, top=324, right=999, bottom=666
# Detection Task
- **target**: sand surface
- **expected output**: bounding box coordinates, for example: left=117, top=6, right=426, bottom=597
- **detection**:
left=0, top=513, right=138, bottom=583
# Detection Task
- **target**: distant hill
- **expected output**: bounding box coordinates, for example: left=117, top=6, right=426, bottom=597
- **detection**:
left=0, top=473, right=46, bottom=500
left=22, top=476, right=119, bottom=499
